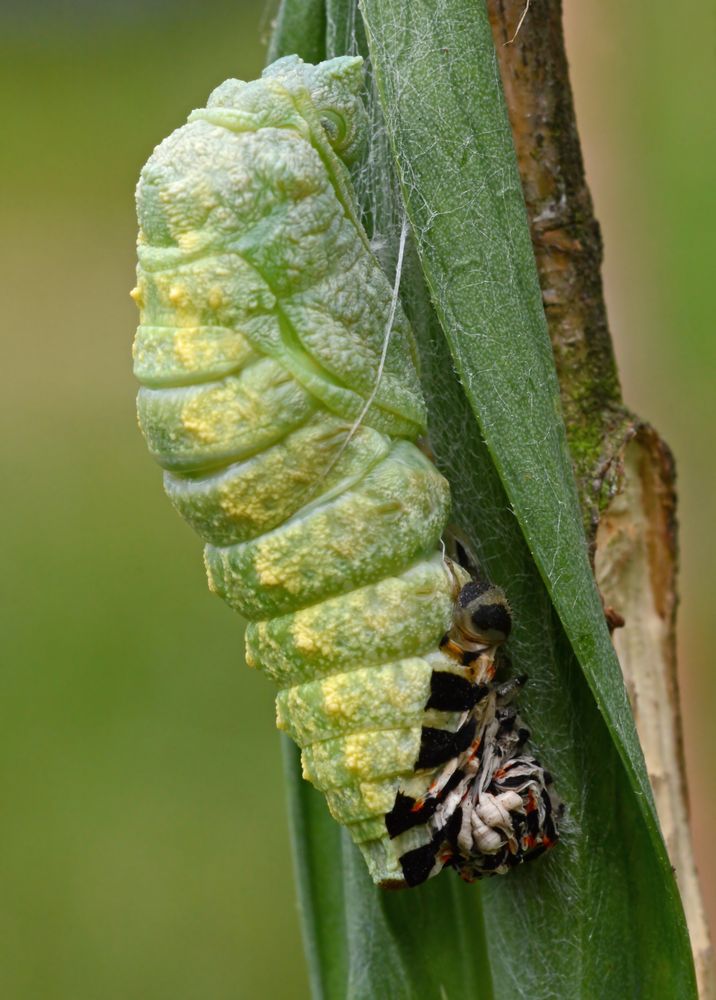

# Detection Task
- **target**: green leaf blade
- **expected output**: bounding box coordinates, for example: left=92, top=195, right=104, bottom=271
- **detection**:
left=360, top=0, right=644, bottom=812
left=401, top=249, right=696, bottom=998
left=361, top=0, right=695, bottom=995
left=267, top=0, right=327, bottom=64
left=268, top=0, right=696, bottom=995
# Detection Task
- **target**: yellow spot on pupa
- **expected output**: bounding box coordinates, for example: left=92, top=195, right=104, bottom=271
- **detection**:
left=253, top=553, right=283, bottom=588
left=175, top=229, right=204, bottom=254
left=322, top=677, right=344, bottom=717
left=344, top=735, right=370, bottom=775
left=168, top=285, right=187, bottom=306
left=129, top=286, right=143, bottom=306
left=291, top=619, right=320, bottom=654
left=254, top=539, right=301, bottom=592
left=360, top=781, right=395, bottom=814
left=173, top=330, right=200, bottom=369
left=182, top=409, right=218, bottom=444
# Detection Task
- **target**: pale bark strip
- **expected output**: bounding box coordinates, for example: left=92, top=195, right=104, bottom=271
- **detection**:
left=487, top=2, right=714, bottom=994
left=595, top=429, right=714, bottom=999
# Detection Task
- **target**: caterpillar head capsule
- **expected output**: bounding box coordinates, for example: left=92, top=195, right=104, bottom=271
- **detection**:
left=453, top=580, right=512, bottom=646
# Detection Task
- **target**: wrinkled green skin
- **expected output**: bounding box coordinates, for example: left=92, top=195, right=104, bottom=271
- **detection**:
left=133, top=55, right=467, bottom=885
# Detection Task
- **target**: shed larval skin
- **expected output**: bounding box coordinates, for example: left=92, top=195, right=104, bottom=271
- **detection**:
left=132, top=55, right=558, bottom=887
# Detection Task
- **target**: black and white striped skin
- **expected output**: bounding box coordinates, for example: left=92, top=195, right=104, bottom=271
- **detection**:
left=385, top=579, right=560, bottom=887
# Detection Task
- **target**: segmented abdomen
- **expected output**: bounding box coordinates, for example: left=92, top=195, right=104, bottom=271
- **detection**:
left=133, top=57, right=559, bottom=887
left=133, top=64, right=461, bottom=885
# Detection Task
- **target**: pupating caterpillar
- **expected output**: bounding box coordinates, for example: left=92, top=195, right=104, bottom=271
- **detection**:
left=132, top=54, right=559, bottom=888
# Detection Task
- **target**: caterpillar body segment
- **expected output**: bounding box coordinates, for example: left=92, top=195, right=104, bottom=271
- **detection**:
left=133, top=55, right=559, bottom=887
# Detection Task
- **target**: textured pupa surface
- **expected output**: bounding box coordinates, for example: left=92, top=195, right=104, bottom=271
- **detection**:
left=132, top=55, right=558, bottom=887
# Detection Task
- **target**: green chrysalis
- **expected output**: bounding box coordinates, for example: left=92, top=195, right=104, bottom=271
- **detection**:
left=132, top=55, right=558, bottom=887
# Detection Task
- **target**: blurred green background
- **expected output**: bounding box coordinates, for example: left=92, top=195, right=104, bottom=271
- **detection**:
left=1, top=1, right=713, bottom=996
